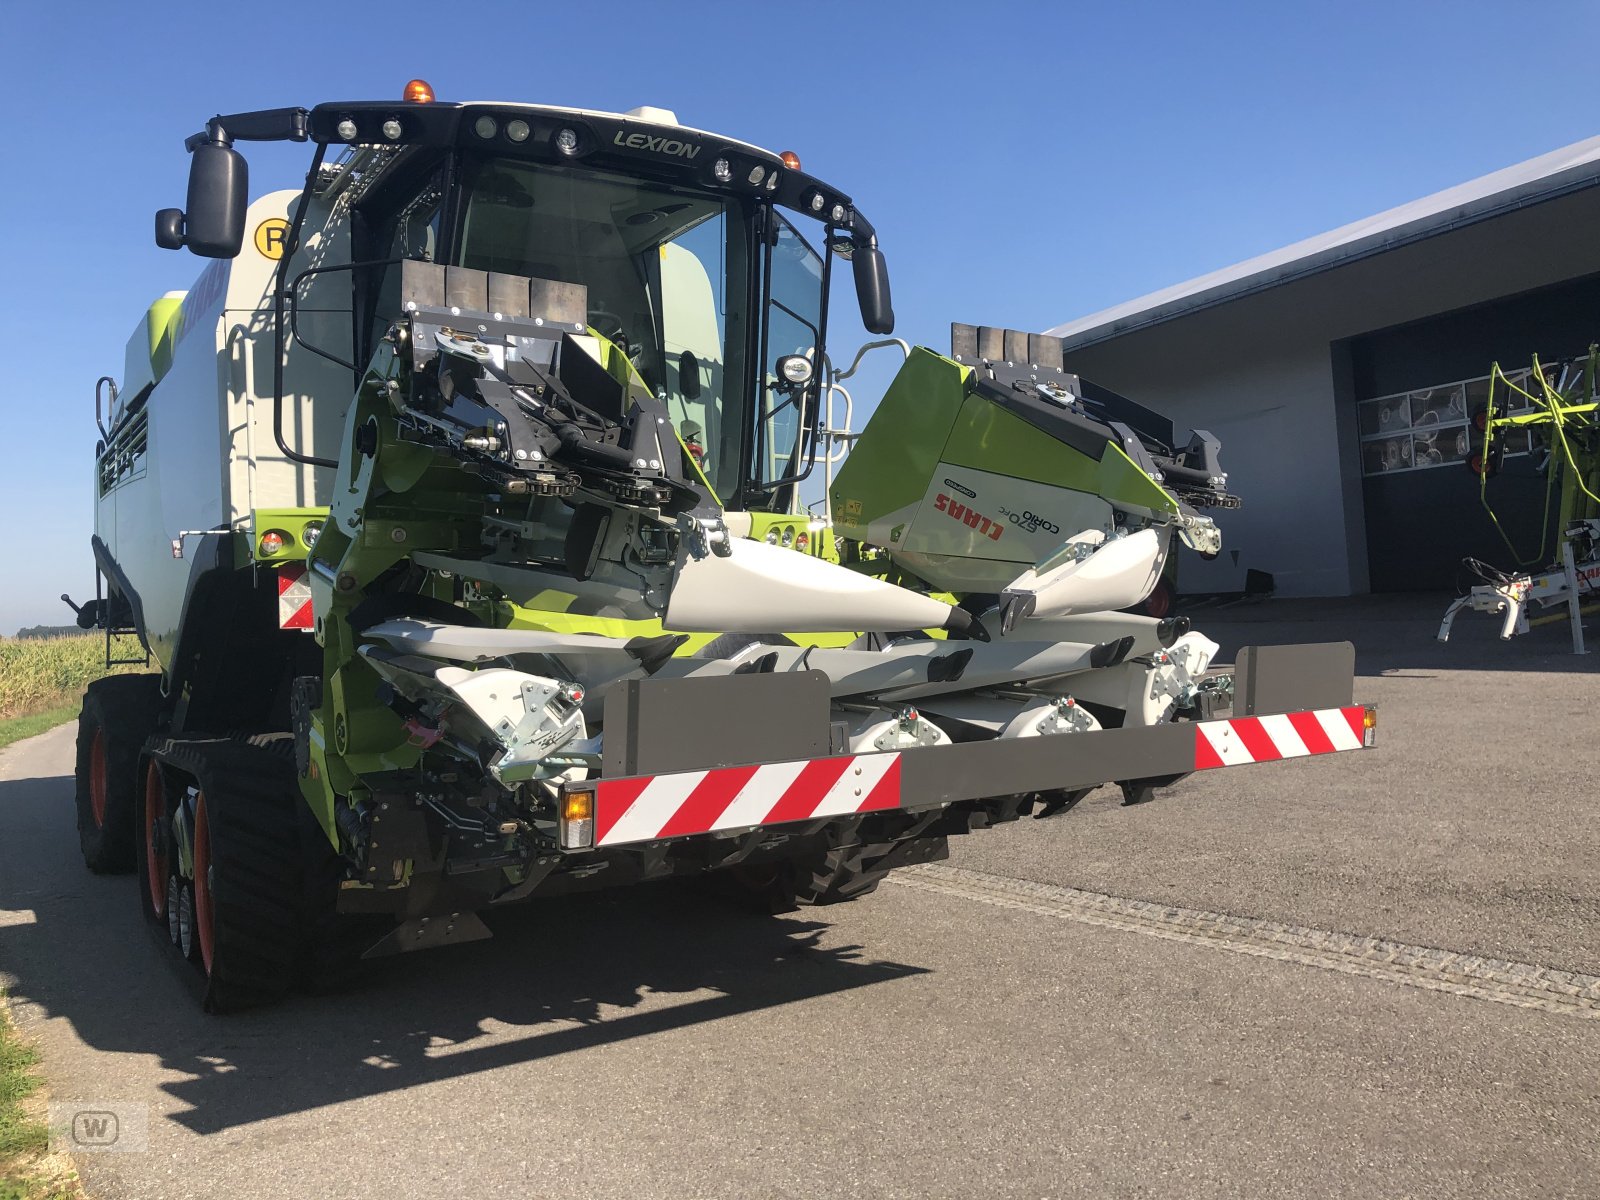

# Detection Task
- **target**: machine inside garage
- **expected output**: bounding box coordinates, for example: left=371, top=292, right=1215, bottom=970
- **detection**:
left=1048, top=136, right=1600, bottom=597
left=1349, top=273, right=1600, bottom=590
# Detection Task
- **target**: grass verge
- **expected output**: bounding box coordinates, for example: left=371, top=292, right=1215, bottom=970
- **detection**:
left=0, top=704, right=80, bottom=755
left=0, top=994, right=79, bottom=1200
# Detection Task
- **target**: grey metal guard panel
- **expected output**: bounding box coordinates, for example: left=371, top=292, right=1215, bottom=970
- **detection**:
left=398, top=260, right=588, bottom=327
left=1233, top=642, right=1355, bottom=716
left=443, top=266, right=490, bottom=313
left=487, top=272, right=531, bottom=318
left=399, top=259, right=446, bottom=309
left=602, top=670, right=833, bottom=777
left=1003, top=328, right=1031, bottom=364
left=897, top=720, right=1197, bottom=805
left=528, top=278, right=588, bottom=328
left=951, top=322, right=1068, bottom=370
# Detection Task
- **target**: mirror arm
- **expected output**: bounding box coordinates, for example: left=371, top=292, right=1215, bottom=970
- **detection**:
left=187, top=108, right=310, bottom=150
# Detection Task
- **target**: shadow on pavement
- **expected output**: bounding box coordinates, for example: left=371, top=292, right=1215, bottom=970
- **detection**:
left=0, top=766, right=927, bottom=1136
left=1189, top=591, right=1600, bottom=676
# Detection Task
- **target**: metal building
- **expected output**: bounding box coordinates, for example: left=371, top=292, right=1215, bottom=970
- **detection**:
left=1049, top=137, right=1600, bottom=596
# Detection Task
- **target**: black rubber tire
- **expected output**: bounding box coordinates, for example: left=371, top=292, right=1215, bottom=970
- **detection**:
left=155, top=737, right=304, bottom=1013
left=699, top=862, right=801, bottom=914
left=704, top=845, right=888, bottom=912
left=273, top=732, right=392, bottom=994
left=298, top=869, right=392, bottom=994
left=792, top=844, right=890, bottom=906
left=74, top=674, right=164, bottom=874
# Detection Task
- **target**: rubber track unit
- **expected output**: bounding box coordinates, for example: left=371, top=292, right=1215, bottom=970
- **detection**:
left=793, top=827, right=950, bottom=906
left=890, top=865, right=1600, bottom=1021
left=151, top=736, right=304, bottom=1013
left=74, top=674, right=164, bottom=873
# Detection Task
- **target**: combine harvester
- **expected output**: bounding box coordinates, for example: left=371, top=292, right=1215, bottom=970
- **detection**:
left=71, top=83, right=1375, bottom=1010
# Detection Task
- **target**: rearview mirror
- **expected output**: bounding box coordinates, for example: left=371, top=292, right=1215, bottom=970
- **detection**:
left=155, top=139, right=249, bottom=258
left=852, top=243, right=894, bottom=335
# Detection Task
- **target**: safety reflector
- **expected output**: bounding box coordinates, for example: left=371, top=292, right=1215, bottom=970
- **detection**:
left=589, top=753, right=902, bottom=850
left=277, top=563, right=313, bottom=631
left=1193, top=706, right=1369, bottom=769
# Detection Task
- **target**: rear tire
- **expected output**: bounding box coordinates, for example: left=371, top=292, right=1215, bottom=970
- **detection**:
left=74, top=675, right=163, bottom=873
left=298, top=842, right=392, bottom=994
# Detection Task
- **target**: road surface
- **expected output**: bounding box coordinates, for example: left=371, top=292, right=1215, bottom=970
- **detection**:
left=3, top=601, right=1599, bottom=1198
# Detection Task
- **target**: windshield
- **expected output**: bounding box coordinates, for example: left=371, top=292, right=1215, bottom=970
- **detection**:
left=455, top=157, right=755, bottom=499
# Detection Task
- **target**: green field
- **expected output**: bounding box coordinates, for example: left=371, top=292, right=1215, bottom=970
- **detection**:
left=0, top=634, right=146, bottom=748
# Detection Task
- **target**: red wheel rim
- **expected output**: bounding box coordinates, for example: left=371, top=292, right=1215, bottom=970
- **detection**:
left=89, top=729, right=109, bottom=828
left=193, top=792, right=215, bottom=974
left=143, top=761, right=168, bottom=917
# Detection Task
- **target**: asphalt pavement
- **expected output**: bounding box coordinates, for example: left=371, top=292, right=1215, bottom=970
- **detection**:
left=2, top=595, right=1598, bottom=1198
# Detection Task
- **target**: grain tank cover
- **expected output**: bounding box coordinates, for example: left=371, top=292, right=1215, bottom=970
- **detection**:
left=120, top=293, right=186, bottom=405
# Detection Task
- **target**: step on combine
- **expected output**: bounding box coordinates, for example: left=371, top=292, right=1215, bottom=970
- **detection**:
left=71, top=82, right=1375, bottom=1010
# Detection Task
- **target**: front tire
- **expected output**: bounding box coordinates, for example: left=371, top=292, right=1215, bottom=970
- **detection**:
left=74, top=674, right=163, bottom=873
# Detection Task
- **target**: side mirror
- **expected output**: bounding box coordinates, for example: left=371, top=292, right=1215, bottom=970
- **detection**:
left=678, top=350, right=702, bottom=400
left=852, top=243, right=894, bottom=336
left=155, top=209, right=185, bottom=250
left=155, top=139, right=248, bottom=258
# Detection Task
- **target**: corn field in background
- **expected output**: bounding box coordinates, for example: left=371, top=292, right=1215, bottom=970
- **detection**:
left=0, top=634, right=143, bottom=720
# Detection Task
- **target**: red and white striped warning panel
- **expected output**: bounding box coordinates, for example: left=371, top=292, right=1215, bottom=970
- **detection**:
left=595, top=753, right=902, bottom=848
left=589, top=706, right=1371, bottom=848
left=1193, top=706, right=1367, bottom=769
left=277, top=563, right=314, bottom=630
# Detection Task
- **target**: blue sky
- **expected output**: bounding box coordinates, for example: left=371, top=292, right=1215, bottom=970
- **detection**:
left=5, top=0, right=1600, bottom=634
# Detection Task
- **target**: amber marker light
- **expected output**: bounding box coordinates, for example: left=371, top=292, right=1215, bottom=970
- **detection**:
left=1363, top=706, right=1378, bottom=747
left=403, top=79, right=435, bottom=103
left=780, top=150, right=802, bottom=170
left=559, top=788, right=595, bottom=851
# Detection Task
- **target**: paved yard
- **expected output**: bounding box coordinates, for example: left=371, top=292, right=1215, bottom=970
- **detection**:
left=2, top=596, right=1596, bottom=1198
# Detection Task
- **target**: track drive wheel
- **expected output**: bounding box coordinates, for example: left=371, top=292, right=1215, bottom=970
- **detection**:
left=153, top=738, right=304, bottom=1013
left=73, top=674, right=163, bottom=873
left=137, top=758, right=173, bottom=922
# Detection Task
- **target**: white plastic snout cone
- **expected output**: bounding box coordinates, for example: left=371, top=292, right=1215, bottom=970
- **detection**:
left=1001, top=528, right=1166, bottom=625
left=666, top=537, right=975, bottom=636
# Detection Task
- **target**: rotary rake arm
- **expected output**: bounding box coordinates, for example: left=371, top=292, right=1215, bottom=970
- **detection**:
left=1439, top=348, right=1600, bottom=653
